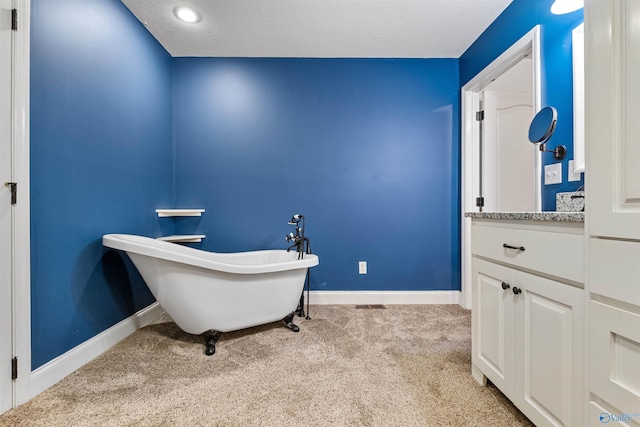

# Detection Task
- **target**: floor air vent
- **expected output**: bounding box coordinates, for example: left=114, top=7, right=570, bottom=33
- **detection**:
left=355, top=305, right=387, bottom=309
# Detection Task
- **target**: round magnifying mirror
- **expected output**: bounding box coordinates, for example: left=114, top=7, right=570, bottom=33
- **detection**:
left=528, top=106, right=566, bottom=159
left=528, top=106, right=557, bottom=144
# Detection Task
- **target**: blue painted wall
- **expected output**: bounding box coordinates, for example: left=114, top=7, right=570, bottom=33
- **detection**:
left=173, top=58, right=461, bottom=292
left=459, top=0, right=584, bottom=211
left=30, top=0, right=173, bottom=369
left=31, top=0, right=584, bottom=370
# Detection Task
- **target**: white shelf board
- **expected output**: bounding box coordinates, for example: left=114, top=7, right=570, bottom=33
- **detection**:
left=156, top=209, right=205, bottom=217
left=156, top=235, right=206, bottom=243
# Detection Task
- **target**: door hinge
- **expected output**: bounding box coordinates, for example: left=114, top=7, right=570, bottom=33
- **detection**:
left=4, top=182, right=17, bottom=205
left=11, top=357, right=17, bottom=380
left=476, top=110, right=484, bottom=121
left=11, top=9, right=17, bottom=31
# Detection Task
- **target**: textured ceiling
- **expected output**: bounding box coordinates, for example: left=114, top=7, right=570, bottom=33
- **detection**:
left=121, top=0, right=512, bottom=58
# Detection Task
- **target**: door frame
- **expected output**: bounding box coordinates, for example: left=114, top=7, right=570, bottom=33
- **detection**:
left=460, top=26, right=541, bottom=309
left=10, top=0, right=30, bottom=409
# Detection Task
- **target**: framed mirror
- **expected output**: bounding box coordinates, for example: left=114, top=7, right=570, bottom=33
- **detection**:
left=572, top=23, right=585, bottom=173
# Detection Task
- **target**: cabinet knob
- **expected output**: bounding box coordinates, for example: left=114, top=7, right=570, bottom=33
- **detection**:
left=512, top=287, right=522, bottom=295
left=501, top=282, right=510, bottom=290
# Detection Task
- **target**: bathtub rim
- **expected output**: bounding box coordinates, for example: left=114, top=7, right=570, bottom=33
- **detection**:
left=102, top=233, right=318, bottom=275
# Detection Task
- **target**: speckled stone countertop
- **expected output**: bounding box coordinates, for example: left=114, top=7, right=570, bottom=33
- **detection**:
left=465, top=211, right=584, bottom=222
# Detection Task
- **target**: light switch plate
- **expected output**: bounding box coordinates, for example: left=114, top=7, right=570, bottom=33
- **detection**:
left=544, top=163, right=562, bottom=185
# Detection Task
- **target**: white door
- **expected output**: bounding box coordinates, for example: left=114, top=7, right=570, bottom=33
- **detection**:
left=0, top=0, right=14, bottom=414
left=482, top=90, right=535, bottom=212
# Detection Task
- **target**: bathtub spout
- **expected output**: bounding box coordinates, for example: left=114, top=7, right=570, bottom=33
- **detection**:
left=204, top=330, right=221, bottom=356
left=282, top=312, right=299, bottom=332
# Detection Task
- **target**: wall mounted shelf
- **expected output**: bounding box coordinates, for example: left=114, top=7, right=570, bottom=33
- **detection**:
left=157, top=235, right=206, bottom=243
left=155, top=209, right=205, bottom=217
left=156, top=208, right=205, bottom=242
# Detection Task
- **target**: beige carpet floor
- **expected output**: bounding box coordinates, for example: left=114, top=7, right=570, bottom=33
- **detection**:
left=0, top=305, right=533, bottom=426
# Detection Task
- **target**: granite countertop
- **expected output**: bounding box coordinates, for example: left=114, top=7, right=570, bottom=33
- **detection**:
left=465, top=211, right=584, bottom=222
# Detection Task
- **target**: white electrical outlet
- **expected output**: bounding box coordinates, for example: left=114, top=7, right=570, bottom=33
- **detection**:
left=544, top=163, right=562, bottom=185
left=568, top=160, right=582, bottom=182
left=359, top=261, right=367, bottom=275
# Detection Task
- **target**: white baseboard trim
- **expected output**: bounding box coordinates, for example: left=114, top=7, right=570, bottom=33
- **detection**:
left=30, top=302, right=164, bottom=399
left=308, top=290, right=462, bottom=305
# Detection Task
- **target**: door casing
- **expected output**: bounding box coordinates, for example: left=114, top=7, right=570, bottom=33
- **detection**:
left=5, top=0, right=31, bottom=412
left=460, top=26, right=541, bottom=309
left=0, top=0, right=15, bottom=413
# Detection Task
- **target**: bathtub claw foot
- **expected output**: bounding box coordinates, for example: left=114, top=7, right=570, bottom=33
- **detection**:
left=283, top=312, right=300, bottom=332
left=204, top=331, right=220, bottom=356
left=285, top=321, right=300, bottom=333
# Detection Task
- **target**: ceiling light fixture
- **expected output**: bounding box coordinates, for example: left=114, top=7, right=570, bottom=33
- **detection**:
left=173, top=6, right=201, bottom=23
left=550, top=0, right=583, bottom=15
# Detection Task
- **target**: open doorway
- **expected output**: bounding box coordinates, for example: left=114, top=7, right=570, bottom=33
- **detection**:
left=460, top=26, right=541, bottom=309
left=482, top=59, right=536, bottom=212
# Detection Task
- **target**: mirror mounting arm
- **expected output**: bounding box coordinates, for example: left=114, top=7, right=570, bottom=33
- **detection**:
left=539, top=143, right=567, bottom=160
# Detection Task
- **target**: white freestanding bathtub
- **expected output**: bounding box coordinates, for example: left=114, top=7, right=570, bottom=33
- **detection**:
left=102, top=234, right=318, bottom=354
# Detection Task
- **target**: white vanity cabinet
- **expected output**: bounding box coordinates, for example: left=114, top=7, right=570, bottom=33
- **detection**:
left=585, top=1, right=640, bottom=423
left=471, top=218, right=585, bottom=427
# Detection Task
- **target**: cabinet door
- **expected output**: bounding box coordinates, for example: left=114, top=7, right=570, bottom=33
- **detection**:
left=513, top=270, right=584, bottom=427
left=590, top=301, right=640, bottom=424
left=472, top=258, right=515, bottom=396
left=587, top=0, right=640, bottom=240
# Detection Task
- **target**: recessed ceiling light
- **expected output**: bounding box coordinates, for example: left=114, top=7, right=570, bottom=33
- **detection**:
left=173, top=6, right=201, bottom=23
left=550, top=0, right=583, bottom=15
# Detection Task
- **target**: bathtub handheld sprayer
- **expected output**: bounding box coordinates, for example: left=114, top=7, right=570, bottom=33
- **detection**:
left=286, top=214, right=312, bottom=320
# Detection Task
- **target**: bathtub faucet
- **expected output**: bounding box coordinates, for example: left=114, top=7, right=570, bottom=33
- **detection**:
left=285, top=214, right=311, bottom=258
left=286, top=214, right=313, bottom=320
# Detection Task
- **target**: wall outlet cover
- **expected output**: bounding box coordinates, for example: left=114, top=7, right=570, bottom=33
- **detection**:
left=358, top=261, right=367, bottom=274
left=568, top=160, right=582, bottom=182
